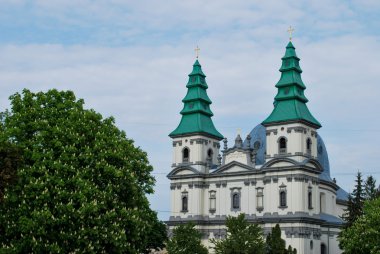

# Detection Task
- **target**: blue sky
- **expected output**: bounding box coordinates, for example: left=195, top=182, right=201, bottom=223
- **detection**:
left=1, top=0, right=380, bottom=220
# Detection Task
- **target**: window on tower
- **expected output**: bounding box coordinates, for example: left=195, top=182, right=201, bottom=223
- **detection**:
left=279, top=184, right=287, bottom=208
left=207, top=149, right=213, bottom=164
left=183, top=147, right=189, bottom=162
left=279, top=137, right=287, bottom=154
left=308, top=189, right=313, bottom=209
left=181, top=191, right=188, bottom=212
left=306, top=138, right=312, bottom=154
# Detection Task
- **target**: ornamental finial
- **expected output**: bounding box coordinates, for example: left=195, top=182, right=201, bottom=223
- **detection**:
left=195, top=45, right=200, bottom=59
left=287, top=26, right=294, bottom=41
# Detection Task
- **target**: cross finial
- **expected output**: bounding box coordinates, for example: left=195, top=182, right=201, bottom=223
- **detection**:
left=287, top=26, right=294, bottom=41
left=237, top=128, right=241, bottom=136
left=195, top=45, right=200, bottom=59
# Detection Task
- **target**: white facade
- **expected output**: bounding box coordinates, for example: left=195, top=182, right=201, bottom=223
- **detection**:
left=167, top=123, right=348, bottom=254
left=167, top=43, right=348, bottom=254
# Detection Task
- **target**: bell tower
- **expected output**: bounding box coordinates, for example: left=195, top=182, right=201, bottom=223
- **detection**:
left=262, top=41, right=321, bottom=162
left=169, top=58, right=223, bottom=173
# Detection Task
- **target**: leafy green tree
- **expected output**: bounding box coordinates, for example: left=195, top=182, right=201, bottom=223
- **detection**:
left=339, top=197, right=380, bottom=254
left=266, top=224, right=296, bottom=254
left=144, top=213, right=168, bottom=253
left=364, top=175, right=377, bottom=200
left=0, top=89, right=158, bottom=253
left=166, top=223, right=208, bottom=254
left=342, top=172, right=365, bottom=227
left=0, top=142, right=22, bottom=201
left=211, top=213, right=265, bottom=254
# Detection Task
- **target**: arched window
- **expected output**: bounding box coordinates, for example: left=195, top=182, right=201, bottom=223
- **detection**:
left=230, top=188, right=241, bottom=211
left=207, top=149, right=213, bottom=164
left=182, top=147, right=189, bottom=162
left=321, top=243, right=326, bottom=254
left=232, top=193, right=240, bottom=209
left=182, top=196, right=188, bottom=212
left=279, top=137, right=287, bottom=154
left=280, top=191, right=287, bottom=207
left=308, top=190, right=313, bottom=209
left=306, top=138, right=312, bottom=154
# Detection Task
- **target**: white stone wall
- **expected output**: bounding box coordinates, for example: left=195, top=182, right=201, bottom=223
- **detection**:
left=265, top=123, right=318, bottom=161
left=172, top=135, right=220, bottom=172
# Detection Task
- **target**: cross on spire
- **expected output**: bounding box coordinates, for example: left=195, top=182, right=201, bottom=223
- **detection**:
left=195, top=45, right=200, bottom=59
left=287, top=26, right=294, bottom=41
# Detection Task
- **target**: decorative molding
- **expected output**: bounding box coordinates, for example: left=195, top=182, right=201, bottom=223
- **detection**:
left=172, top=140, right=183, bottom=147
left=213, top=142, right=220, bottom=148
left=266, top=129, right=278, bottom=136
left=287, top=126, right=307, bottom=134
left=190, top=138, right=208, bottom=145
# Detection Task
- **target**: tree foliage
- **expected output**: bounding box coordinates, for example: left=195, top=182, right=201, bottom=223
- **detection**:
left=342, top=172, right=365, bottom=227
left=144, top=216, right=168, bottom=253
left=339, top=197, right=380, bottom=254
left=211, top=213, right=265, bottom=254
left=0, top=141, right=23, bottom=202
left=364, top=176, right=377, bottom=200
left=265, top=224, right=296, bottom=254
left=0, top=89, right=159, bottom=253
left=166, top=223, right=208, bottom=254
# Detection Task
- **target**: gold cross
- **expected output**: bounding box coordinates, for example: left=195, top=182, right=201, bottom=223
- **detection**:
left=237, top=128, right=241, bottom=136
left=195, top=45, right=200, bottom=59
left=287, top=26, right=294, bottom=41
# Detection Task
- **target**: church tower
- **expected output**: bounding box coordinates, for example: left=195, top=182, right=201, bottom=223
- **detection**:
left=167, top=41, right=348, bottom=254
left=169, top=59, right=223, bottom=173
left=262, top=41, right=321, bottom=162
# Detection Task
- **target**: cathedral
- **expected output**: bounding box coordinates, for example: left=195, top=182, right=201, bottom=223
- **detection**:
left=167, top=40, right=348, bottom=254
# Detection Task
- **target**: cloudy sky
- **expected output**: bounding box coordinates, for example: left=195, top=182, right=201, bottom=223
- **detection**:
left=1, top=0, right=379, bottom=220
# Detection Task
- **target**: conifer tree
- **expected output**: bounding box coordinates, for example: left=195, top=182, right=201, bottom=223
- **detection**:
left=364, top=175, right=377, bottom=200
left=342, top=172, right=365, bottom=227
left=266, top=224, right=296, bottom=254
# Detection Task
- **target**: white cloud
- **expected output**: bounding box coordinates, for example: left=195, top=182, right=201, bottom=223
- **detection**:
left=0, top=1, right=379, bottom=220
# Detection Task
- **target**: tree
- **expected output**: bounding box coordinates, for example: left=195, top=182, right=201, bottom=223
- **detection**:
left=0, top=141, right=23, bottom=201
left=0, top=89, right=159, bottom=253
left=144, top=213, right=168, bottom=253
left=364, top=175, right=377, bottom=200
left=339, top=197, right=380, bottom=254
left=342, top=172, right=365, bottom=227
left=166, top=223, right=208, bottom=254
left=211, top=213, right=265, bottom=254
left=266, top=224, right=296, bottom=254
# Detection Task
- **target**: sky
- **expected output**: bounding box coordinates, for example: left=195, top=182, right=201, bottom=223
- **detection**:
left=0, top=0, right=380, bottom=220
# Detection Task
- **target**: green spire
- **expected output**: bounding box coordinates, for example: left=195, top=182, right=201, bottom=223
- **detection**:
left=262, top=42, right=321, bottom=128
left=169, top=60, right=223, bottom=140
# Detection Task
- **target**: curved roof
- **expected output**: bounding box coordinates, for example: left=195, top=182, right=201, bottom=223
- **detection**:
left=244, top=124, right=348, bottom=201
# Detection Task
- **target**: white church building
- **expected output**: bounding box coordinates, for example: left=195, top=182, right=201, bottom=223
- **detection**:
left=167, top=41, right=348, bottom=254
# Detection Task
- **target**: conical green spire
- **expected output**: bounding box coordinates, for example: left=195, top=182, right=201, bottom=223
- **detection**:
left=169, top=60, right=223, bottom=140
left=262, top=42, right=321, bottom=128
